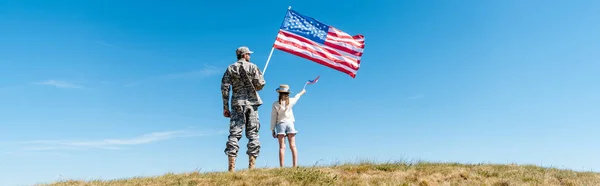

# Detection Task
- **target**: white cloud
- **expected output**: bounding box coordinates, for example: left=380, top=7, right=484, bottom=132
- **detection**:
left=35, top=80, right=84, bottom=89
left=18, top=129, right=226, bottom=151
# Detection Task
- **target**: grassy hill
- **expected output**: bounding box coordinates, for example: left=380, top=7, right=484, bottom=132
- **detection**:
left=40, top=161, right=600, bottom=186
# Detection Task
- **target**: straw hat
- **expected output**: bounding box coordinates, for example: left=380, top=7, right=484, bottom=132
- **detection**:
left=276, top=84, right=291, bottom=93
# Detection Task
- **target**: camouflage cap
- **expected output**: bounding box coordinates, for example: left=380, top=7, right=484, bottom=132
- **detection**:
left=236, top=46, right=254, bottom=56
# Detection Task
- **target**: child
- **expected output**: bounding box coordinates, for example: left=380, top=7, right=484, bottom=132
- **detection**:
left=270, top=84, right=306, bottom=168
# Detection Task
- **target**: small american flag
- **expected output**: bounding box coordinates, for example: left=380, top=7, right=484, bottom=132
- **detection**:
left=273, top=9, right=365, bottom=78
left=303, top=75, right=320, bottom=90
left=307, top=76, right=320, bottom=84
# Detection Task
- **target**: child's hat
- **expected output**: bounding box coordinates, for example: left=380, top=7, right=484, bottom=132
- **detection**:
left=276, top=84, right=291, bottom=93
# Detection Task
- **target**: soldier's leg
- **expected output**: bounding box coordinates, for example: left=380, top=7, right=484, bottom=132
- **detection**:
left=225, top=105, right=244, bottom=157
left=245, top=105, right=261, bottom=157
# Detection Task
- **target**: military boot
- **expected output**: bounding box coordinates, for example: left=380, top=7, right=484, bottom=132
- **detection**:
left=228, top=156, right=236, bottom=172
left=249, top=156, right=256, bottom=169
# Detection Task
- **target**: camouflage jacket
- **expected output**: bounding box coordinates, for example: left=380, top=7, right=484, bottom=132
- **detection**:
left=221, top=59, right=266, bottom=111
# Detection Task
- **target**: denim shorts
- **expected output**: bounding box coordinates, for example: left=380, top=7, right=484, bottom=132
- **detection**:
left=275, top=122, right=297, bottom=135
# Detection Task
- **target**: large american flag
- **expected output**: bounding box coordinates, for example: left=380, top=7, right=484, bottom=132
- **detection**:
left=273, top=9, right=365, bottom=78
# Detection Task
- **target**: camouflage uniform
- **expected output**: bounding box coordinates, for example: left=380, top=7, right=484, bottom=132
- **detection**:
left=222, top=47, right=266, bottom=158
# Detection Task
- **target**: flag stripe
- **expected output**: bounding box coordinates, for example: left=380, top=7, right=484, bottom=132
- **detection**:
left=326, top=36, right=364, bottom=49
left=330, top=27, right=365, bottom=41
left=321, top=43, right=362, bottom=62
left=326, top=29, right=365, bottom=55
left=328, top=33, right=365, bottom=44
left=275, top=30, right=360, bottom=70
left=324, top=40, right=364, bottom=57
left=328, top=27, right=365, bottom=47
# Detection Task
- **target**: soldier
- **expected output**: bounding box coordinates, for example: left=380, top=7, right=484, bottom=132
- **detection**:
left=221, top=46, right=266, bottom=172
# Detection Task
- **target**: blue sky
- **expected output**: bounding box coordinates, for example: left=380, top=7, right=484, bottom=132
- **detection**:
left=1, top=0, right=599, bottom=185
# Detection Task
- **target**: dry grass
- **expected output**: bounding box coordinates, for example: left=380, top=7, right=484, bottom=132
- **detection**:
left=39, top=161, right=600, bottom=186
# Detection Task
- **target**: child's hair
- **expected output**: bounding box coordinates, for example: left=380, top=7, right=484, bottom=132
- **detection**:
left=278, top=92, right=290, bottom=110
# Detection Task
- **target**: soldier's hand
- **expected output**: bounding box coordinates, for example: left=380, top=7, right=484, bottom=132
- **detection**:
left=223, top=109, right=231, bottom=118
left=272, top=130, right=276, bottom=138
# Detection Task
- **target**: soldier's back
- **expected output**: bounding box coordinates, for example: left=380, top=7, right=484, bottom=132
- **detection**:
left=226, top=60, right=263, bottom=106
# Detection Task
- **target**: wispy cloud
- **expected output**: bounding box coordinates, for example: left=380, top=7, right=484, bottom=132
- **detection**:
left=125, top=64, right=221, bottom=87
left=0, top=86, right=11, bottom=91
left=92, top=80, right=113, bottom=85
left=95, top=41, right=116, bottom=48
left=160, top=65, right=221, bottom=80
left=23, top=146, right=80, bottom=151
left=35, top=80, right=84, bottom=89
left=123, top=82, right=141, bottom=87
left=18, top=129, right=226, bottom=151
left=406, top=94, right=425, bottom=100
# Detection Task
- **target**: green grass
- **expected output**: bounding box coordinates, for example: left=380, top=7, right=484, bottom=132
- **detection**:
left=39, top=161, right=600, bottom=186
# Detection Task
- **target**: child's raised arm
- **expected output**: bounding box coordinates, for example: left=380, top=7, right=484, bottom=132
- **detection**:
left=290, top=89, right=306, bottom=105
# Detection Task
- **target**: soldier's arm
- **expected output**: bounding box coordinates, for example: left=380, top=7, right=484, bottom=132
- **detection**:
left=221, top=69, right=231, bottom=111
left=251, top=65, right=266, bottom=91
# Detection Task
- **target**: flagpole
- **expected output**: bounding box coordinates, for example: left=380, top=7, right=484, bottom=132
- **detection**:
left=262, top=6, right=292, bottom=75
left=262, top=47, right=275, bottom=74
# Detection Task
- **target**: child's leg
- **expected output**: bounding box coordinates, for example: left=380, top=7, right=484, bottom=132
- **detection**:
left=285, top=122, right=299, bottom=168
left=277, top=134, right=286, bottom=167
left=287, top=133, right=297, bottom=167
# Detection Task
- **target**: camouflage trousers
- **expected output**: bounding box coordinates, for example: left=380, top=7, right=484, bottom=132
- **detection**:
left=224, top=104, right=261, bottom=157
